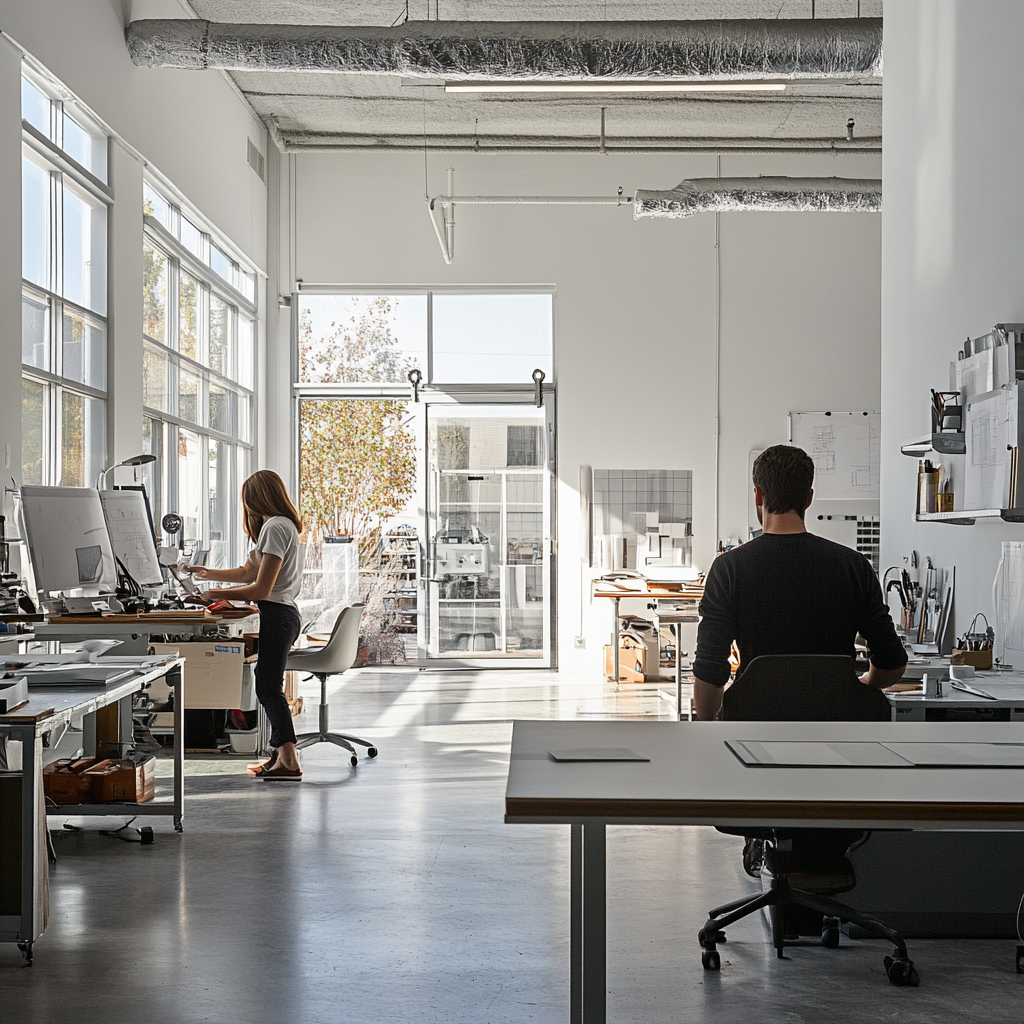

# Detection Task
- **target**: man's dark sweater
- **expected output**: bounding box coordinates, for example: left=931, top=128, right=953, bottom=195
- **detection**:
left=693, top=532, right=908, bottom=687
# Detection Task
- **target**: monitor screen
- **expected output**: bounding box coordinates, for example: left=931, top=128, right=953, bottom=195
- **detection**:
left=99, top=488, right=164, bottom=587
left=21, top=485, right=118, bottom=594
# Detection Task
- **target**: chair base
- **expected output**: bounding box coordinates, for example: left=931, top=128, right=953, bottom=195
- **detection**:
left=293, top=673, right=378, bottom=766
left=697, top=875, right=919, bottom=986
left=295, top=729, right=379, bottom=766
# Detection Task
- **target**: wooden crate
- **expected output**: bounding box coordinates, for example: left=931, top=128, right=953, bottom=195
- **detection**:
left=84, top=757, right=156, bottom=803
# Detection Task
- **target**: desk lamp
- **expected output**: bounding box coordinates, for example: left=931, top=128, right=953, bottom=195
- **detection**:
left=95, top=453, right=156, bottom=491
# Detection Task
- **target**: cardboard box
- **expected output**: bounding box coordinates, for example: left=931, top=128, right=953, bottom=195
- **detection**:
left=603, top=634, right=649, bottom=684
left=44, top=756, right=156, bottom=804
left=151, top=642, right=256, bottom=710
left=43, top=758, right=101, bottom=804
left=952, top=648, right=994, bottom=670
left=84, top=757, right=156, bottom=803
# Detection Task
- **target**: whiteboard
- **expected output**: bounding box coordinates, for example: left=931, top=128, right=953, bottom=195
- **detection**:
left=789, top=412, right=880, bottom=502
left=100, top=489, right=163, bottom=586
left=21, top=486, right=117, bottom=594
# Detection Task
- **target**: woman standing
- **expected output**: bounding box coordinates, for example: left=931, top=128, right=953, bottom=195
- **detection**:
left=187, top=470, right=305, bottom=781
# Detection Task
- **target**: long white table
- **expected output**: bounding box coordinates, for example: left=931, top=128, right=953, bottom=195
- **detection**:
left=0, top=658, right=185, bottom=963
left=505, top=719, right=1024, bottom=1024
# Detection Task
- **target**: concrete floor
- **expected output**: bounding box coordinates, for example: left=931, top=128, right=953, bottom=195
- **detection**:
left=3, top=667, right=1023, bottom=1023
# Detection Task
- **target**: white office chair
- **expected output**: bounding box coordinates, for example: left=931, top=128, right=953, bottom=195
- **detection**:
left=286, top=604, right=378, bottom=767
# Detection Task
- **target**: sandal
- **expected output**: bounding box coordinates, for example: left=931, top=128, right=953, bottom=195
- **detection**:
left=248, top=751, right=280, bottom=776
left=260, top=764, right=302, bottom=782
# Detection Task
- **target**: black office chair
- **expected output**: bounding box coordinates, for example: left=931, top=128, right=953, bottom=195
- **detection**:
left=697, top=655, right=919, bottom=987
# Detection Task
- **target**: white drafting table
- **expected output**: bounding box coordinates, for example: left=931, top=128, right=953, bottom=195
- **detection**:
left=0, top=657, right=185, bottom=963
left=505, top=720, right=1024, bottom=1024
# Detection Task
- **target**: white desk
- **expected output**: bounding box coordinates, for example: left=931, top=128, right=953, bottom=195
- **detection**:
left=0, top=658, right=185, bottom=962
left=889, top=668, right=1024, bottom=721
left=505, top=720, right=1024, bottom=1024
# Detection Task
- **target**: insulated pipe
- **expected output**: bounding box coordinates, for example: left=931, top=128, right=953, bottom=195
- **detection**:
left=125, top=18, right=883, bottom=81
left=634, top=175, right=881, bottom=218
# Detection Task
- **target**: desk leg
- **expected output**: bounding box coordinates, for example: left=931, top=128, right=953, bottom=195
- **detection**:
left=674, top=624, right=682, bottom=721
left=169, top=664, right=184, bottom=832
left=611, top=598, right=620, bottom=686
left=18, top=725, right=42, bottom=962
left=570, top=822, right=606, bottom=1024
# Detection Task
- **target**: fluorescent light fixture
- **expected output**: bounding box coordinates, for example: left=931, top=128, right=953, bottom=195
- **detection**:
left=445, top=81, right=787, bottom=94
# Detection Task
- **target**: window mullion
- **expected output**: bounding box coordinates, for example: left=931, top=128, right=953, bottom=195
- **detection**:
left=52, top=297, right=64, bottom=379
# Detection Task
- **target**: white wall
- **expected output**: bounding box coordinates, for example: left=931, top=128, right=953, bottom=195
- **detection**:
left=881, top=1, right=1024, bottom=639
left=277, top=148, right=882, bottom=667
left=0, top=0, right=267, bottom=496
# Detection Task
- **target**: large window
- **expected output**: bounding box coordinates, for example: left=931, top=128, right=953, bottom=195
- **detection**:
left=21, top=71, right=110, bottom=486
left=142, top=181, right=257, bottom=568
left=297, top=292, right=553, bottom=387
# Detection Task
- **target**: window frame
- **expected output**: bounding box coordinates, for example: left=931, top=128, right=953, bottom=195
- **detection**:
left=291, top=285, right=556, bottom=398
left=141, top=182, right=258, bottom=567
left=21, top=72, right=111, bottom=488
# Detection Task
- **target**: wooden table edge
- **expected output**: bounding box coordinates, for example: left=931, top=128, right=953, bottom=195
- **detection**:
left=504, top=796, right=1024, bottom=823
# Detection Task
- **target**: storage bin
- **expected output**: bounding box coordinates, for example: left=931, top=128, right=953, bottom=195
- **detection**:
left=225, top=726, right=258, bottom=754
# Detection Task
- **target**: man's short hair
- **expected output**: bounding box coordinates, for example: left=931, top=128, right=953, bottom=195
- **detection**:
left=752, top=445, right=815, bottom=516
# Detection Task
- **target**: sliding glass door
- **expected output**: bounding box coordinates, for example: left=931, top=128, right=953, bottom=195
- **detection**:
left=422, top=400, right=554, bottom=665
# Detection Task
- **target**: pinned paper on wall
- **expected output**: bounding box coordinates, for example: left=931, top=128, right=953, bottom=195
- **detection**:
left=789, top=412, right=880, bottom=502
left=995, top=542, right=1024, bottom=668
left=963, top=388, right=1015, bottom=510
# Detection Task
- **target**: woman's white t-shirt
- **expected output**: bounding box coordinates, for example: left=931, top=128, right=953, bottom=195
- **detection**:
left=251, top=516, right=302, bottom=610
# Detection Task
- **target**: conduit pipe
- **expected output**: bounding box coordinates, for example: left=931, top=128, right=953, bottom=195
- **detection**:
left=125, top=18, right=882, bottom=81
left=634, top=176, right=881, bottom=217
left=426, top=174, right=879, bottom=262
left=426, top=169, right=633, bottom=263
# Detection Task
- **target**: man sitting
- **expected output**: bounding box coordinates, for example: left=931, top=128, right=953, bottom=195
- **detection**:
left=692, top=444, right=906, bottom=722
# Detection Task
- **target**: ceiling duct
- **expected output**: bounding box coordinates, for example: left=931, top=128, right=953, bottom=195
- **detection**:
left=634, top=176, right=882, bottom=218
left=125, top=18, right=882, bottom=81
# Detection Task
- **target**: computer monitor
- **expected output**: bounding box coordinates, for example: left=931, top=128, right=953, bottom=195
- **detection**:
left=99, top=488, right=163, bottom=587
left=21, top=485, right=118, bottom=595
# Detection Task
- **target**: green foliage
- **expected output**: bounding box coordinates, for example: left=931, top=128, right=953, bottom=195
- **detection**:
left=298, top=298, right=417, bottom=540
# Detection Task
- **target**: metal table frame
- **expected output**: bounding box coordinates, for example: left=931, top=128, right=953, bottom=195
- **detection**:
left=0, top=658, right=184, bottom=962
left=594, top=586, right=699, bottom=718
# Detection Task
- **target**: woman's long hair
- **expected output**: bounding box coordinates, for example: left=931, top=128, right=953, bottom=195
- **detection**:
left=241, top=470, right=303, bottom=544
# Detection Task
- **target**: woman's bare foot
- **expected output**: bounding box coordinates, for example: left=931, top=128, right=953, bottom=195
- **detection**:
left=276, top=741, right=300, bottom=772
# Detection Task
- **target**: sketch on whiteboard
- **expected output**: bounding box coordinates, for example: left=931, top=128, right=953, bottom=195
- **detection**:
left=790, top=412, right=880, bottom=502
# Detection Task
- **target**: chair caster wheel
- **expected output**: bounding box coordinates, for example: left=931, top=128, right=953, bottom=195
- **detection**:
left=17, top=941, right=33, bottom=965
left=367, top=747, right=378, bottom=758
left=350, top=755, right=358, bottom=767
left=821, top=917, right=841, bottom=948
left=701, top=949, right=721, bottom=971
left=883, top=954, right=920, bottom=987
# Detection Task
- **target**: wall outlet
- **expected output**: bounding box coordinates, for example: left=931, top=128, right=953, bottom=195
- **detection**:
left=574, top=636, right=586, bottom=649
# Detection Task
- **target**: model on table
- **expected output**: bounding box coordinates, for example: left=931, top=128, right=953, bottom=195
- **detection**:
left=185, top=470, right=305, bottom=781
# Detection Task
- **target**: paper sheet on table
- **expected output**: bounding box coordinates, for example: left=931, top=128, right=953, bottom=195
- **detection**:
left=964, top=389, right=1014, bottom=509
left=995, top=541, right=1024, bottom=668
left=728, top=740, right=1024, bottom=768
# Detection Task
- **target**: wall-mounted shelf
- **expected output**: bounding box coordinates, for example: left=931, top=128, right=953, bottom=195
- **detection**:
left=915, top=508, right=1024, bottom=526
left=901, top=433, right=966, bottom=457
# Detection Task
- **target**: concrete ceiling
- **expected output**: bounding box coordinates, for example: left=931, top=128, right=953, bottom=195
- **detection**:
left=182, top=1, right=884, bottom=152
